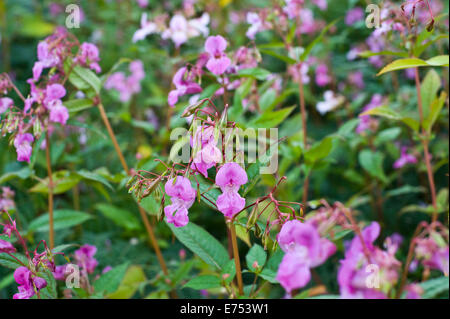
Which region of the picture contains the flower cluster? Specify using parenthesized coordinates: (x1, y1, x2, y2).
(338, 222, 402, 299)
(276, 219, 336, 294)
(105, 60, 146, 102)
(0, 187, 15, 211)
(133, 11, 210, 47)
(190, 124, 221, 177)
(13, 267, 47, 299)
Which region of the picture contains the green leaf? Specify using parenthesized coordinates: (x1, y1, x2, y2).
(259, 249, 284, 283)
(423, 92, 447, 132)
(167, 222, 229, 270)
(0, 253, 28, 270)
(183, 275, 222, 290)
(30, 170, 82, 194)
(237, 68, 271, 81)
(37, 268, 57, 299)
(75, 170, 114, 190)
(94, 263, 130, 296)
(19, 15, 55, 38)
(259, 49, 297, 64)
(414, 34, 449, 57)
(421, 69, 441, 118)
(304, 137, 334, 164)
(420, 276, 449, 299)
(95, 203, 142, 231)
(246, 244, 267, 272)
(377, 56, 449, 76)
(108, 265, 146, 299)
(374, 127, 401, 145)
(358, 149, 387, 183)
(65, 98, 95, 114)
(248, 106, 294, 128)
(0, 167, 33, 184)
(259, 89, 277, 111)
(69, 66, 102, 94)
(358, 50, 409, 58)
(360, 105, 401, 120)
(385, 185, 425, 198)
(28, 210, 92, 233)
(221, 259, 236, 285)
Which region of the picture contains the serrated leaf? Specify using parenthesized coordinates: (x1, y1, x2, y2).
(167, 222, 229, 270)
(94, 263, 129, 296)
(95, 203, 142, 231)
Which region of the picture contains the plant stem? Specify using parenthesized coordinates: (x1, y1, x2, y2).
(229, 222, 244, 296)
(45, 130, 55, 250)
(413, 67, 438, 222)
(96, 102, 176, 297)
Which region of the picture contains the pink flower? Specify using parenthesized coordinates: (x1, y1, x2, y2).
(345, 7, 364, 25)
(393, 147, 417, 169)
(74, 42, 101, 73)
(164, 177, 196, 227)
(133, 13, 157, 43)
(74, 244, 98, 274)
(0, 97, 13, 114)
(168, 67, 202, 107)
(136, 0, 148, 8)
(48, 100, 69, 125)
(105, 60, 146, 102)
(0, 239, 16, 253)
(215, 163, 247, 219)
(245, 12, 271, 40)
(405, 284, 423, 299)
(205, 35, 231, 75)
(13, 266, 47, 299)
(415, 233, 449, 276)
(13, 133, 34, 163)
(276, 220, 336, 292)
(338, 222, 401, 299)
(190, 125, 221, 177)
(52, 265, 67, 281)
(315, 63, 331, 87)
(215, 162, 248, 193)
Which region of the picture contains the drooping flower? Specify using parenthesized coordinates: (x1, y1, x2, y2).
(74, 42, 101, 73)
(133, 13, 158, 43)
(0, 97, 13, 114)
(168, 67, 202, 107)
(415, 231, 449, 276)
(276, 220, 336, 293)
(0, 239, 16, 253)
(13, 133, 34, 163)
(74, 244, 98, 274)
(245, 12, 272, 40)
(393, 147, 417, 169)
(164, 176, 196, 227)
(337, 222, 401, 299)
(204, 35, 231, 75)
(315, 63, 331, 87)
(316, 90, 344, 115)
(215, 163, 248, 219)
(190, 125, 221, 177)
(105, 60, 146, 102)
(48, 99, 69, 125)
(52, 265, 67, 281)
(13, 266, 47, 299)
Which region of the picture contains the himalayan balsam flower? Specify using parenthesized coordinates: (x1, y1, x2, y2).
(245, 12, 271, 40)
(276, 220, 336, 293)
(44, 83, 69, 125)
(162, 13, 210, 47)
(0, 239, 16, 253)
(338, 222, 401, 299)
(315, 63, 331, 87)
(105, 60, 146, 102)
(215, 163, 248, 219)
(133, 13, 158, 43)
(316, 91, 344, 115)
(0, 97, 13, 114)
(168, 67, 202, 107)
(393, 147, 417, 169)
(415, 232, 449, 276)
(14, 133, 34, 163)
(164, 176, 196, 227)
(74, 244, 98, 274)
(74, 42, 102, 73)
(13, 266, 47, 299)
(345, 7, 364, 25)
(191, 125, 222, 177)
(205, 35, 231, 76)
